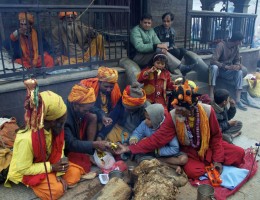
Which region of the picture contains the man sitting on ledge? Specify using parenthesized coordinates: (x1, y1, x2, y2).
(209, 32, 248, 111)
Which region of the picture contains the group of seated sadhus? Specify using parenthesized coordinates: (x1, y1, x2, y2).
(4, 66, 245, 200)
(6, 11, 105, 69)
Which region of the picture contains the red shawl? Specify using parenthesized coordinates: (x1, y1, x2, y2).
(22, 129, 64, 186)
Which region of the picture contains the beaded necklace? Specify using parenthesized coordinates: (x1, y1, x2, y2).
(184, 106, 200, 148)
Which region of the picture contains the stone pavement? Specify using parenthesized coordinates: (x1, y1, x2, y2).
(0, 106, 259, 200)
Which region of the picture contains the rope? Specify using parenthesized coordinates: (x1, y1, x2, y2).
(76, 0, 95, 21)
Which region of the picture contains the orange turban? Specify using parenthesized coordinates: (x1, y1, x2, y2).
(18, 12, 34, 24)
(97, 66, 118, 83)
(122, 82, 146, 108)
(59, 11, 78, 19)
(68, 84, 96, 104)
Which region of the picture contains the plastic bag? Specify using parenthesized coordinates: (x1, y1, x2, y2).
(93, 150, 115, 170)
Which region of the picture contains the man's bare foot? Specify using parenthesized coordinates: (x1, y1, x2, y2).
(231, 131, 242, 139)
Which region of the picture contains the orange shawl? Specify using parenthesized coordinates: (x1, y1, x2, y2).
(20, 28, 38, 66)
(176, 104, 210, 159)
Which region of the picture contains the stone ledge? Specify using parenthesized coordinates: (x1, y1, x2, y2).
(0, 67, 125, 93)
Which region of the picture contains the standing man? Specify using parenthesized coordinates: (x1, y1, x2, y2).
(5, 79, 81, 199)
(80, 66, 121, 116)
(130, 13, 193, 75)
(9, 12, 54, 69)
(114, 80, 245, 180)
(52, 11, 105, 66)
(209, 32, 248, 110)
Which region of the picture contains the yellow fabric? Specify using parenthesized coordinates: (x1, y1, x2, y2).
(175, 103, 210, 159)
(100, 92, 108, 114)
(41, 91, 67, 121)
(68, 84, 96, 104)
(18, 12, 34, 24)
(248, 79, 260, 97)
(4, 129, 64, 187)
(61, 34, 106, 65)
(106, 124, 129, 143)
(97, 66, 118, 83)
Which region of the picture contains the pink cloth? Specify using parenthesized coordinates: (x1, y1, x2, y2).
(190, 148, 258, 200)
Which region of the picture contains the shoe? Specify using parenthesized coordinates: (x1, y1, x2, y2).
(178, 64, 191, 76)
(236, 101, 247, 111)
(178, 62, 197, 76)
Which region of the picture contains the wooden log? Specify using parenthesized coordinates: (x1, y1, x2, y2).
(96, 177, 131, 200)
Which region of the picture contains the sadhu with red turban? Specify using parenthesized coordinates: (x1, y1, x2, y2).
(80, 66, 121, 114)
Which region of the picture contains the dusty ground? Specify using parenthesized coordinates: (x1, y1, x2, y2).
(0, 106, 259, 200)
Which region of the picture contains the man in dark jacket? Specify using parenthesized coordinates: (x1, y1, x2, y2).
(211, 89, 242, 143)
(64, 84, 111, 173)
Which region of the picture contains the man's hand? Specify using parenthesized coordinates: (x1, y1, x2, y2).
(229, 98, 236, 107)
(57, 177, 68, 192)
(51, 159, 69, 173)
(102, 116, 112, 127)
(213, 162, 223, 174)
(93, 140, 111, 151)
(113, 143, 130, 154)
(232, 64, 242, 71)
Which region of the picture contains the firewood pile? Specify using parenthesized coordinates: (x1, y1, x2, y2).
(133, 159, 188, 200)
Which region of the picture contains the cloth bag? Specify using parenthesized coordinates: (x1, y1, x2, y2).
(0, 117, 19, 148)
(248, 79, 260, 97)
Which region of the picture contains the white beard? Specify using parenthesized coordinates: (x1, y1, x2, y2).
(63, 22, 76, 41)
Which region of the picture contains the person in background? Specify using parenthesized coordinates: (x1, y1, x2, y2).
(137, 53, 176, 109)
(129, 103, 188, 174)
(9, 12, 54, 69)
(5, 79, 81, 200)
(211, 89, 242, 143)
(130, 13, 194, 76)
(154, 12, 186, 61)
(113, 80, 245, 180)
(209, 32, 248, 111)
(52, 11, 105, 66)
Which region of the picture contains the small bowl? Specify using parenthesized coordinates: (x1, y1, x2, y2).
(109, 170, 124, 179)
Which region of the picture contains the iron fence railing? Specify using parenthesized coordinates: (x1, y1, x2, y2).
(186, 10, 257, 54)
(0, 3, 130, 79)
